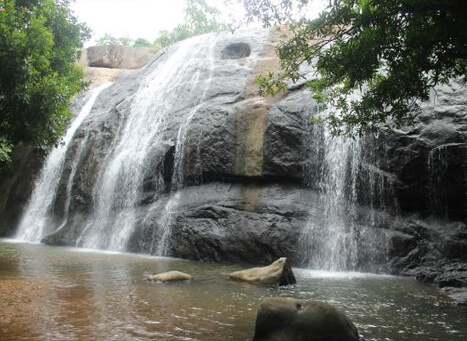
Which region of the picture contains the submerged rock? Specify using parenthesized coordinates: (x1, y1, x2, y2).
(441, 287, 467, 306)
(147, 271, 192, 282)
(253, 297, 360, 341)
(228, 257, 296, 286)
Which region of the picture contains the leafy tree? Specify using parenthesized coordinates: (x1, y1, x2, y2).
(133, 37, 152, 47)
(96, 33, 133, 46)
(154, 0, 227, 48)
(239, 0, 467, 134)
(0, 0, 90, 169)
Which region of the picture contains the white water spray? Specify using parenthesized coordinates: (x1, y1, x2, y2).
(77, 35, 221, 251)
(15, 82, 112, 242)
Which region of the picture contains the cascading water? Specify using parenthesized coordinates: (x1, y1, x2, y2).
(77, 34, 222, 251)
(428, 145, 450, 217)
(150, 39, 217, 256)
(14, 28, 269, 257)
(15, 82, 112, 242)
(13, 28, 388, 271)
(301, 105, 362, 270)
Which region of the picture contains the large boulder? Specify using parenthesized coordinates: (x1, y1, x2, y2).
(253, 297, 360, 341)
(86, 45, 157, 69)
(228, 257, 296, 286)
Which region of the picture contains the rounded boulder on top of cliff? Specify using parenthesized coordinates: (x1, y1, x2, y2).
(86, 45, 158, 69)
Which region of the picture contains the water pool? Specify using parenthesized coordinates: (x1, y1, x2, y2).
(0, 240, 466, 340)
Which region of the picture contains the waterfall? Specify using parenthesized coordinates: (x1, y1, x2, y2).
(300, 98, 393, 271)
(301, 111, 362, 270)
(77, 34, 220, 251)
(15, 82, 112, 242)
(148, 38, 217, 257)
(12, 28, 391, 270)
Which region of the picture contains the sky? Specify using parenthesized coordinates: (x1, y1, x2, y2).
(71, 0, 327, 46)
(71, 0, 187, 45)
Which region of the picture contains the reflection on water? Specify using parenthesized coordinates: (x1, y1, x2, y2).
(1, 241, 466, 341)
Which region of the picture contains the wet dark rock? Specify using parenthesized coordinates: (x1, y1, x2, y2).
(415, 267, 441, 284)
(253, 297, 360, 341)
(388, 217, 467, 291)
(0, 144, 43, 237)
(127, 183, 310, 265)
(220, 42, 251, 59)
(436, 263, 467, 288)
(263, 91, 311, 180)
(367, 80, 467, 221)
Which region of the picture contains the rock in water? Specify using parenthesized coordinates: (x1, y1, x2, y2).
(228, 257, 296, 286)
(440, 287, 467, 306)
(147, 271, 192, 282)
(253, 297, 360, 341)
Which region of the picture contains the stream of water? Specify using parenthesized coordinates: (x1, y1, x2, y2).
(15, 83, 112, 242)
(1, 240, 466, 341)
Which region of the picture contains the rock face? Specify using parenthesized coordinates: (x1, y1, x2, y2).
(387, 219, 467, 284)
(0, 144, 43, 237)
(30, 29, 320, 266)
(360, 80, 467, 285)
(368, 80, 467, 221)
(1, 28, 466, 288)
(228, 257, 296, 286)
(253, 297, 360, 341)
(86, 45, 157, 69)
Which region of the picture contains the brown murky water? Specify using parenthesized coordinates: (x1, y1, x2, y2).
(1, 240, 466, 340)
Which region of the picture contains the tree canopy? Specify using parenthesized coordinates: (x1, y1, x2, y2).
(0, 0, 90, 168)
(95, 0, 227, 50)
(154, 0, 227, 48)
(133, 38, 152, 47)
(95, 35, 152, 48)
(239, 0, 467, 134)
(96, 33, 133, 47)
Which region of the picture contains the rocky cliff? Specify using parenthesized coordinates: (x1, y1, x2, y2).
(1, 29, 466, 290)
(0, 45, 155, 235)
(369, 80, 467, 288)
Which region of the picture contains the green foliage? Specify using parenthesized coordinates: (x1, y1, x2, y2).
(133, 38, 152, 47)
(154, 0, 227, 48)
(240, 0, 467, 135)
(0, 0, 90, 168)
(96, 33, 133, 46)
(96, 1, 227, 50)
(97, 34, 156, 48)
(0, 137, 12, 165)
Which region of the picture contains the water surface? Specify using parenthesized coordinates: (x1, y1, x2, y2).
(0, 241, 466, 340)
